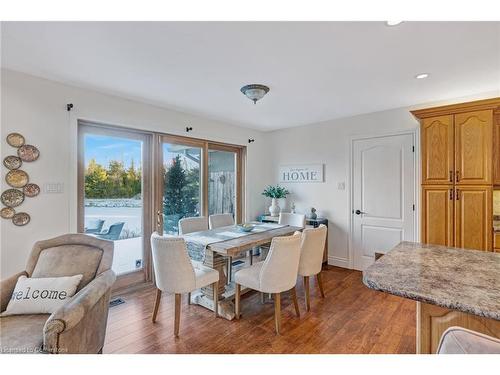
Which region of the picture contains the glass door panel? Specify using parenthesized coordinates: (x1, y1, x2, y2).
(82, 132, 145, 276)
(162, 141, 202, 234)
(208, 149, 237, 219)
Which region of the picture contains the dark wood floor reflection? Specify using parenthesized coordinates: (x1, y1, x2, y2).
(103, 266, 416, 354)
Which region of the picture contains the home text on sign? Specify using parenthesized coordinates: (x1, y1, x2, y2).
(279, 164, 324, 183)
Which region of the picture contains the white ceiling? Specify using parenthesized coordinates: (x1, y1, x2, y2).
(2, 21, 500, 131)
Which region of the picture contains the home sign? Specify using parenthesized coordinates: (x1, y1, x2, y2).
(279, 164, 324, 183)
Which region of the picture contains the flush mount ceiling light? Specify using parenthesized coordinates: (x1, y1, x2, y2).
(240, 84, 270, 104)
(386, 21, 404, 26)
(415, 73, 430, 79)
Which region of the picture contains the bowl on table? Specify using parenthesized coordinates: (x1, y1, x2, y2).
(237, 223, 255, 232)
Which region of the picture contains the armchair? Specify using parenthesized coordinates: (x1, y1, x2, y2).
(0, 234, 116, 354)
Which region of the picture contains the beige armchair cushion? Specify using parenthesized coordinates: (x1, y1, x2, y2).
(0, 314, 49, 354)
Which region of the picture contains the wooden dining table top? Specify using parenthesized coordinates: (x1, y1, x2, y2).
(207, 225, 301, 257)
(188, 223, 302, 257)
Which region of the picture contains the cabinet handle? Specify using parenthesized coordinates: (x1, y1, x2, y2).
(456, 171, 460, 182)
(449, 189, 453, 200)
(456, 189, 460, 200)
(449, 170, 453, 182)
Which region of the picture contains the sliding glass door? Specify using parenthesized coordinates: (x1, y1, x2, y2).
(78, 122, 152, 289)
(156, 137, 243, 235)
(161, 138, 202, 234)
(78, 123, 244, 290)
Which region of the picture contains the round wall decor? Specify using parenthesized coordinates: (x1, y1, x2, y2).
(1, 189, 25, 207)
(12, 212, 30, 226)
(3, 155, 23, 170)
(23, 183, 40, 197)
(17, 144, 40, 162)
(6, 170, 29, 188)
(6, 133, 26, 148)
(1, 207, 15, 219)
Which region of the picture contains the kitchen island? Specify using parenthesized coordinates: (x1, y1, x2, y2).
(363, 241, 500, 354)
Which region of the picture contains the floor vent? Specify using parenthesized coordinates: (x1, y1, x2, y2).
(109, 298, 125, 307)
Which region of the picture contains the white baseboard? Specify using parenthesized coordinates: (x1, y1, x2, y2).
(328, 256, 350, 269)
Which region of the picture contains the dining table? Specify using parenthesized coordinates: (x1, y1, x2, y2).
(182, 221, 301, 320)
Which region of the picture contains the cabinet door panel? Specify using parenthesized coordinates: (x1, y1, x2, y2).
(421, 115, 454, 184)
(454, 186, 492, 251)
(455, 110, 493, 185)
(421, 185, 454, 246)
(493, 112, 500, 185)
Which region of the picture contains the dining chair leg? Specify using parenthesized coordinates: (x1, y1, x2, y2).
(213, 281, 219, 318)
(187, 292, 191, 305)
(235, 283, 241, 320)
(316, 272, 325, 298)
(304, 276, 311, 312)
(260, 292, 265, 304)
(151, 288, 162, 323)
(174, 293, 181, 337)
(274, 293, 281, 334)
(290, 287, 300, 318)
(250, 249, 253, 265)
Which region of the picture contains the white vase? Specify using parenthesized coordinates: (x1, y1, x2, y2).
(269, 198, 280, 217)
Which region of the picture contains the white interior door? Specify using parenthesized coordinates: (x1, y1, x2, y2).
(352, 133, 416, 270)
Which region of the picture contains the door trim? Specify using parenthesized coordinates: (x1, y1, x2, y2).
(348, 129, 419, 269)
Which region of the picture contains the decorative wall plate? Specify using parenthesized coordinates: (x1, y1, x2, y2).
(0, 207, 15, 219)
(6, 133, 25, 148)
(12, 212, 30, 226)
(23, 183, 40, 197)
(1, 189, 24, 207)
(3, 155, 23, 170)
(6, 170, 29, 188)
(17, 145, 40, 162)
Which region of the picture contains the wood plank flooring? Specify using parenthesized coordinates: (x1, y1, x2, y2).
(103, 266, 416, 354)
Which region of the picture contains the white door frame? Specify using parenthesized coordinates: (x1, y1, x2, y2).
(347, 128, 420, 269)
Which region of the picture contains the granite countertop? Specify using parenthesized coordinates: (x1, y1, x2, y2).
(363, 241, 500, 320)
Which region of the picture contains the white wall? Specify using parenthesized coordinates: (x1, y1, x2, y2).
(268, 91, 500, 268)
(0, 69, 271, 277)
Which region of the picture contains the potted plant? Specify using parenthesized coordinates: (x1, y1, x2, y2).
(262, 185, 290, 217)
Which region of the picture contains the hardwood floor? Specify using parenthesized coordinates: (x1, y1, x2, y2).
(103, 266, 416, 354)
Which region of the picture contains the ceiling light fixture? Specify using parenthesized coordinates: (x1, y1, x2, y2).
(386, 21, 404, 26)
(415, 73, 430, 79)
(240, 84, 270, 104)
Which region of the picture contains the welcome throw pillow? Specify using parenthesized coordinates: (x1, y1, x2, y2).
(1, 274, 83, 316)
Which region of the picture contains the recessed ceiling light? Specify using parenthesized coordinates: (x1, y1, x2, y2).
(386, 21, 403, 26)
(415, 73, 430, 79)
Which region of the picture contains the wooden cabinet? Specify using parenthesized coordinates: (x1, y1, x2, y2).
(412, 98, 500, 252)
(494, 112, 500, 185)
(421, 115, 454, 185)
(421, 185, 454, 246)
(455, 110, 493, 185)
(454, 186, 492, 251)
(494, 233, 500, 251)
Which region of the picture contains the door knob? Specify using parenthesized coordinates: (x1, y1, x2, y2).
(354, 209, 366, 215)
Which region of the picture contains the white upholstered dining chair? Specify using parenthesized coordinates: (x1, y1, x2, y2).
(209, 213, 237, 283)
(279, 212, 306, 228)
(209, 213, 234, 229)
(234, 232, 302, 334)
(178, 216, 208, 235)
(297, 224, 327, 311)
(150, 233, 219, 337)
